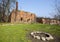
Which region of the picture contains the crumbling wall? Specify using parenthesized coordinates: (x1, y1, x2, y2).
(36, 18, 60, 25)
(10, 10, 36, 23)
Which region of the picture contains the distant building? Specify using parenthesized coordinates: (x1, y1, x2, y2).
(36, 17, 60, 25)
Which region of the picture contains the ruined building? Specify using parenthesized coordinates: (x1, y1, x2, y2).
(36, 17, 60, 25)
(9, 2, 60, 25)
(9, 2, 36, 23)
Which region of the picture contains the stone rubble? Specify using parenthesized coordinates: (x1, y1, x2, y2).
(30, 31, 54, 41)
(41, 37, 46, 41)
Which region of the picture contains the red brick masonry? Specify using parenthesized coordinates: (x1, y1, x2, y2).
(9, 10, 36, 23)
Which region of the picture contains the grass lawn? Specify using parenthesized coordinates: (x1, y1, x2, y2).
(0, 23, 60, 42)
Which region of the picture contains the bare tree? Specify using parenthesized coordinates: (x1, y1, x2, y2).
(54, 0, 60, 19)
(0, 0, 17, 22)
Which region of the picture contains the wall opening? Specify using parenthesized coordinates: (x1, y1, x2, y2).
(21, 17, 23, 21)
(27, 19, 30, 22)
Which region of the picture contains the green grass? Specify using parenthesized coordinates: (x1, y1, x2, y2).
(0, 23, 60, 42)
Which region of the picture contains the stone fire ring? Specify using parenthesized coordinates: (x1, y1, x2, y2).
(30, 31, 54, 41)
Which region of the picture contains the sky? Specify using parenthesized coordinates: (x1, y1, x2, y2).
(17, 0, 55, 18)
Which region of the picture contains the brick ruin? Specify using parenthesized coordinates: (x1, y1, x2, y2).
(9, 10, 36, 23)
(36, 17, 60, 25)
(9, 2, 36, 23)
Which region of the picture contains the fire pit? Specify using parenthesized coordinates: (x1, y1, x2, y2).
(30, 31, 54, 41)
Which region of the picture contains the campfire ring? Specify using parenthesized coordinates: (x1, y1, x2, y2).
(30, 31, 54, 41)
